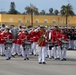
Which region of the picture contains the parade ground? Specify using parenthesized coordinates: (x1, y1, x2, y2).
(0, 51, 76, 75)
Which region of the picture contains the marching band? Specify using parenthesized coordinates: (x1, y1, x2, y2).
(0, 23, 76, 64)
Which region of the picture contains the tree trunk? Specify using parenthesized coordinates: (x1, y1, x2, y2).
(66, 15, 68, 27)
(31, 10, 33, 27)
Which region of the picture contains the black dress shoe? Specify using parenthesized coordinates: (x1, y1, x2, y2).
(63, 58, 66, 61)
(12, 55, 15, 58)
(24, 58, 26, 60)
(55, 58, 57, 60)
(61, 59, 64, 61)
(1, 55, 5, 57)
(42, 62, 46, 64)
(46, 55, 49, 58)
(27, 58, 29, 60)
(9, 57, 11, 60)
(6, 59, 9, 60)
(51, 56, 54, 59)
(68, 48, 71, 50)
(49, 58, 52, 59)
(57, 58, 60, 60)
(39, 62, 42, 64)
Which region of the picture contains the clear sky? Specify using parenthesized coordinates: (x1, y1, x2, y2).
(0, 0, 76, 13)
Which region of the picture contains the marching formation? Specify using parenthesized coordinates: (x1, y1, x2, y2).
(0, 24, 75, 64)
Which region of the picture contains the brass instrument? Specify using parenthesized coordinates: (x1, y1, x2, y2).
(38, 29, 46, 45)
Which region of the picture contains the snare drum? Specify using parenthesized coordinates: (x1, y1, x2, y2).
(23, 41, 31, 50)
(61, 40, 69, 49)
(54, 41, 58, 47)
(5, 39, 12, 50)
(47, 42, 54, 50)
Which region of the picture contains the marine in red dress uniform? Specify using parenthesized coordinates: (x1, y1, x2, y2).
(57, 29, 69, 61)
(51, 26, 61, 60)
(0, 29, 5, 56)
(37, 26, 47, 64)
(3, 28, 13, 60)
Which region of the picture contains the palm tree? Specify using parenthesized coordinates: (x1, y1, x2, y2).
(40, 10, 46, 15)
(49, 8, 53, 15)
(25, 4, 38, 15)
(60, 4, 75, 27)
(25, 4, 38, 26)
(54, 10, 59, 15)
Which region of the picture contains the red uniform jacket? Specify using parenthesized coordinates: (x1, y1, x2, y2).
(32, 31, 39, 42)
(29, 30, 35, 43)
(19, 31, 26, 45)
(19, 31, 31, 45)
(15, 31, 22, 44)
(56, 32, 69, 46)
(51, 29, 60, 43)
(0, 31, 5, 44)
(3, 31, 13, 43)
(37, 29, 47, 47)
